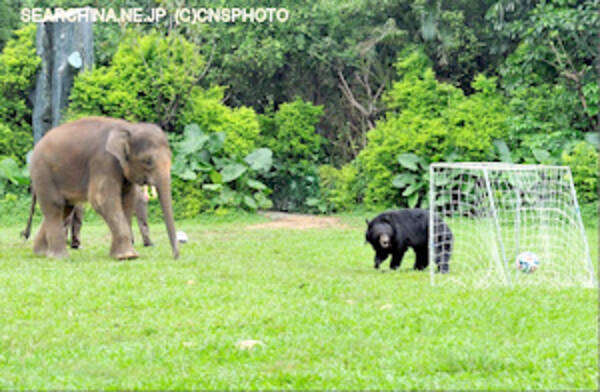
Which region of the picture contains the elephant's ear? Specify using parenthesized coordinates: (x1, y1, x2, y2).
(106, 128, 132, 172)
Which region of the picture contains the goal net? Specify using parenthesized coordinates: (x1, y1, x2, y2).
(428, 162, 595, 288)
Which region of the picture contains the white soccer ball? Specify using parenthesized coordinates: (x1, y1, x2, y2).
(176, 231, 188, 244)
(515, 251, 540, 273)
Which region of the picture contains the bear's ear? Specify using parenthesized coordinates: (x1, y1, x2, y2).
(365, 218, 370, 226)
(380, 216, 391, 225)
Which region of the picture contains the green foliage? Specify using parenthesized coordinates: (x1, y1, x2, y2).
(0, 27, 34, 196)
(357, 49, 510, 208)
(562, 141, 599, 204)
(262, 98, 325, 163)
(0, 0, 19, 51)
(0, 123, 33, 165)
(446, 74, 510, 160)
(318, 163, 362, 212)
(70, 30, 261, 158)
(504, 77, 583, 163)
(69, 30, 204, 131)
(264, 160, 321, 213)
(0, 25, 39, 162)
(0, 156, 29, 196)
(178, 86, 261, 158)
(170, 123, 272, 218)
(258, 98, 325, 212)
(391, 153, 430, 208)
(500, 0, 599, 133)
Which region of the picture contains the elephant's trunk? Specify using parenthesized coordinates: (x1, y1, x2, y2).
(156, 174, 179, 259)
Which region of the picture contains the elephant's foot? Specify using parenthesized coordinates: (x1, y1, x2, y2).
(111, 243, 139, 260)
(110, 234, 139, 260)
(47, 249, 69, 259)
(33, 234, 48, 256)
(114, 250, 139, 260)
(33, 247, 47, 257)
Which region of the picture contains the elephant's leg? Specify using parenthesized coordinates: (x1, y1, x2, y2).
(70, 205, 83, 249)
(33, 220, 48, 256)
(90, 183, 138, 260)
(34, 191, 69, 258)
(44, 208, 69, 259)
(63, 210, 73, 242)
(123, 187, 136, 245)
(135, 194, 153, 247)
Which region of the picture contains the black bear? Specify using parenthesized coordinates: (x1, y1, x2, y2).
(365, 208, 452, 273)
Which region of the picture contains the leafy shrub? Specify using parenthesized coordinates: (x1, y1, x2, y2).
(356, 49, 510, 208)
(391, 153, 431, 208)
(0, 123, 32, 165)
(562, 141, 598, 203)
(265, 160, 321, 212)
(0, 156, 29, 196)
(504, 80, 583, 164)
(170, 123, 273, 218)
(170, 178, 212, 219)
(318, 163, 362, 212)
(69, 30, 204, 131)
(258, 98, 325, 211)
(262, 98, 325, 163)
(178, 86, 261, 158)
(0, 25, 39, 163)
(70, 31, 261, 159)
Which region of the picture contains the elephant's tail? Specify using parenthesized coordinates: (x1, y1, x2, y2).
(20, 189, 36, 240)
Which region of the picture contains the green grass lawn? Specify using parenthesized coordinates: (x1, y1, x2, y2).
(0, 213, 597, 390)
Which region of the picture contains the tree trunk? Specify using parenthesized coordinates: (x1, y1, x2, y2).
(32, 18, 93, 143)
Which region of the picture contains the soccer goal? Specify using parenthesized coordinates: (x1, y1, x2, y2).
(428, 162, 595, 288)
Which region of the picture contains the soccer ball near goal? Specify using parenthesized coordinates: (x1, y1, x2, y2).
(428, 162, 595, 288)
(515, 251, 539, 273)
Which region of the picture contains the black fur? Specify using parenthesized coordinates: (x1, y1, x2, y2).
(365, 209, 452, 273)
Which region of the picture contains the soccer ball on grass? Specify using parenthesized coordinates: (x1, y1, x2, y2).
(515, 251, 540, 273)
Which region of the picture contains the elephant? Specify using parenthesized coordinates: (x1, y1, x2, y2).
(62, 185, 154, 249)
(25, 116, 179, 260)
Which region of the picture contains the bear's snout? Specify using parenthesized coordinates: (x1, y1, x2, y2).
(379, 234, 391, 248)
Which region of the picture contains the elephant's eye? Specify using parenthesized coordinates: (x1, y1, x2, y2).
(143, 158, 154, 167)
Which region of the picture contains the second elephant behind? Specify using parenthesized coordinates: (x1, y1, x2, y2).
(65, 185, 153, 249)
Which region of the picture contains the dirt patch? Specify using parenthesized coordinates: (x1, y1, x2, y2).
(246, 211, 349, 230)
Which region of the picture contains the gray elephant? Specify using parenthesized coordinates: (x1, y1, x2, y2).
(63, 185, 153, 249)
(26, 117, 179, 260)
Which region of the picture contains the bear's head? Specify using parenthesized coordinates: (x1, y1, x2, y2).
(365, 217, 394, 268)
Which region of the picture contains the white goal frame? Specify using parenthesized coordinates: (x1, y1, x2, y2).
(428, 162, 595, 288)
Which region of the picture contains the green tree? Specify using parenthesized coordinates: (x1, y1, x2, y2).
(501, 0, 599, 132)
(0, 25, 40, 163)
(356, 48, 510, 207)
(258, 98, 325, 211)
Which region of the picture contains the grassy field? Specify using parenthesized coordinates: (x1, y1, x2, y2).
(0, 212, 597, 390)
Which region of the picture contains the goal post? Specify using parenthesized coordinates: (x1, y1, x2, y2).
(428, 162, 595, 288)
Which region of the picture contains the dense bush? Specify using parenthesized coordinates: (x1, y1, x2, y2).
(0, 123, 32, 165)
(317, 163, 362, 212)
(261, 98, 325, 163)
(355, 48, 510, 208)
(69, 30, 204, 131)
(501, 44, 586, 164)
(0, 25, 39, 164)
(70, 30, 262, 160)
(0, 156, 29, 197)
(178, 86, 261, 158)
(170, 123, 273, 218)
(258, 99, 326, 211)
(562, 141, 598, 204)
